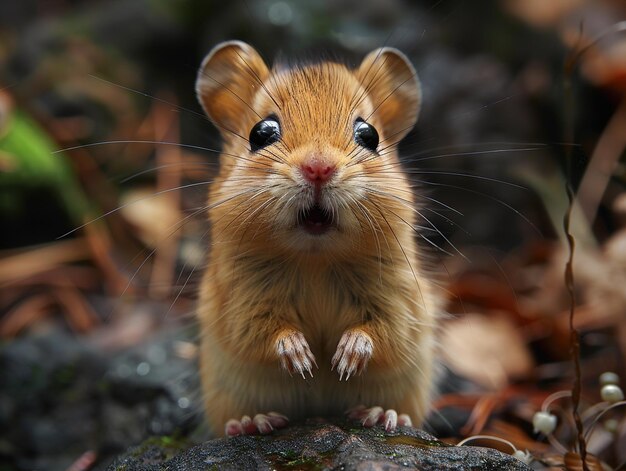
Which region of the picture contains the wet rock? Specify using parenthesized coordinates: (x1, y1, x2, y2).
(0, 329, 105, 469)
(108, 421, 530, 471)
(0, 327, 201, 470)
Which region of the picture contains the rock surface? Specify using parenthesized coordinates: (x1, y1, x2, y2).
(0, 327, 200, 470)
(108, 421, 530, 471)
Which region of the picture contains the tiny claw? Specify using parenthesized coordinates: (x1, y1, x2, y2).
(345, 363, 357, 381)
(362, 406, 384, 427)
(347, 406, 409, 433)
(267, 411, 289, 426)
(384, 410, 398, 432)
(225, 419, 244, 436)
(253, 414, 274, 434)
(398, 414, 412, 427)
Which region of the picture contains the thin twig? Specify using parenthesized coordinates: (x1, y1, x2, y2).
(562, 26, 589, 470)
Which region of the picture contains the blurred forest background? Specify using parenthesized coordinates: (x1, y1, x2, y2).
(0, 0, 625, 469)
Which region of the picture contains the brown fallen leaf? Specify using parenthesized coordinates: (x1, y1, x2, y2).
(484, 418, 551, 454)
(51, 286, 100, 333)
(0, 294, 55, 337)
(0, 239, 91, 286)
(504, 0, 585, 27)
(441, 312, 535, 390)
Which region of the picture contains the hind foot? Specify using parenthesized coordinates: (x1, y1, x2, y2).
(224, 412, 289, 436)
(347, 405, 412, 432)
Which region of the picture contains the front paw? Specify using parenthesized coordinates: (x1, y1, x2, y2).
(275, 329, 317, 378)
(331, 328, 373, 380)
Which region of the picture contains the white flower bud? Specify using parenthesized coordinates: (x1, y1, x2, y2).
(513, 449, 532, 464)
(533, 411, 557, 435)
(599, 371, 620, 386)
(601, 384, 624, 404)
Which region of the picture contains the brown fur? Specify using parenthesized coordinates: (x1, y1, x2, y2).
(196, 41, 440, 436)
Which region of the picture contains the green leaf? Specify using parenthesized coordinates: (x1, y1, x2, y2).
(0, 110, 89, 223)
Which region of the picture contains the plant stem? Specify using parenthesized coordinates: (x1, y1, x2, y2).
(563, 43, 588, 471)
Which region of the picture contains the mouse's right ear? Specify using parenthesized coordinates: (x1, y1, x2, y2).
(196, 41, 269, 135)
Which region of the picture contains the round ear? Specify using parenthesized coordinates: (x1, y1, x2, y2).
(196, 41, 270, 136)
(356, 47, 421, 144)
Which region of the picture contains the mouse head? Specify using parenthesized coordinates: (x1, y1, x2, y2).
(197, 41, 421, 257)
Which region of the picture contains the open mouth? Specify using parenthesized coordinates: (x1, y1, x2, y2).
(298, 204, 335, 235)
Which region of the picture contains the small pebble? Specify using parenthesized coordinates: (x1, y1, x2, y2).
(136, 362, 151, 376)
(115, 363, 132, 378)
(147, 345, 167, 365)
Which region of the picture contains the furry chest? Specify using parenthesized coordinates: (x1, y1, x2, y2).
(287, 268, 363, 355)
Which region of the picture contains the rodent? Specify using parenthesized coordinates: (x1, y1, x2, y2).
(195, 40, 440, 436)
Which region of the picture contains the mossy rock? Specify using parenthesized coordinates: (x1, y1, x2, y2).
(108, 420, 530, 470)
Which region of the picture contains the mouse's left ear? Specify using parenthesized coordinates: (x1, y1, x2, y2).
(356, 48, 421, 144)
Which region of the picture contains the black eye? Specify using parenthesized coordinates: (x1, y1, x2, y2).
(249, 116, 281, 152)
(353, 118, 379, 152)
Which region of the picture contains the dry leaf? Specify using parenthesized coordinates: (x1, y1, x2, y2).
(119, 186, 180, 247)
(504, 0, 584, 27)
(441, 312, 534, 390)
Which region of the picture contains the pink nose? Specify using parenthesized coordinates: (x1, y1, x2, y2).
(301, 161, 336, 184)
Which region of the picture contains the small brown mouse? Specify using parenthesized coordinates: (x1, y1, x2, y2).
(195, 40, 440, 436)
